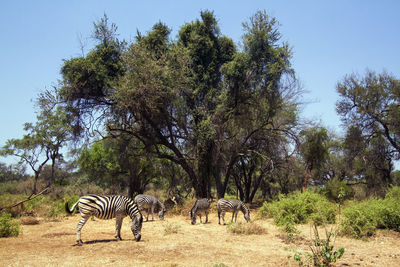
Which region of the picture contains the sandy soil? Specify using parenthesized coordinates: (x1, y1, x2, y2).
(1, 213, 399, 266)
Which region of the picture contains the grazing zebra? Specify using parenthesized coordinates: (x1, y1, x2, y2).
(190, 198, 210, 225)
(217, 198, 250, 225)
(134, 194, 166, 221)
(65, 195, 143, 246)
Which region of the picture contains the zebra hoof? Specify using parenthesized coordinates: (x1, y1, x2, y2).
(77, 240, 83, 246)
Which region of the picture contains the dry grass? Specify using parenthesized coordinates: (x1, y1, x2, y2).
(19, 216, 40, 225)
(0, 212, 400, 266)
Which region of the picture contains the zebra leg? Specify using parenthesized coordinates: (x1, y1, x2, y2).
(115, 215, 123, 240)
(151, 205, 155, 221)
(231, 211, 235, 222)
(145, 208, 149, 221)
(199, 213, 202, 224)
(76, 214, 90, 246)
(205, 211, 208, 223)
(234, 209, 239, 222)
(221, 211, 226, 225)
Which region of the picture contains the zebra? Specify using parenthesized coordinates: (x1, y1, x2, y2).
(134, 194, 166, 221)
(190, 198, 210, 225)
(217, 198, 250, 225)
(65, 195, 143, 246)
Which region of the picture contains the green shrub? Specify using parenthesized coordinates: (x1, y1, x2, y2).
(340, 200, 378, 239)
(321, 178, 354, 202)
(0, 181, 20, 195)
(258, 191, 336, 227)
(46, 201, 66, 218)
(385, 186, 400, 199)
(340, 194, 400, 238)
(0, 213, 20, 237)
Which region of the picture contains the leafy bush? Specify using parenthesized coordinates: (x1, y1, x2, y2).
(0, 181, 20, 194)
(0, 213, 20, 237)
(340, 190, 400, 238)
(385, 186, 400, 199)
(258, 191, 336, 228)
(340, 199, 380, 238)
(227, 222, 266, 235)
(321, 178, 354, 202)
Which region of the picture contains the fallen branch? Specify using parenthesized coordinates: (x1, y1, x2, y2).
(0, 186, 50, 212)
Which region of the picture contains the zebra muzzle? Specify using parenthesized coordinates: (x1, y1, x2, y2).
(135, 234, 141, 242)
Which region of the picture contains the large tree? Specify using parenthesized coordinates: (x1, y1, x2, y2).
(58, 11, 301, 199)
(336, 71, 400, 157)
(298, 126, 330, 192)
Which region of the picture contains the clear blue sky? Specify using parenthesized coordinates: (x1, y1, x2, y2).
(1, 0, 400, 165)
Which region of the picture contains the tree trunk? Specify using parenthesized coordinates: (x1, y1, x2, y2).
(127, 161, 145, 199)
(302, 166, 312, 192)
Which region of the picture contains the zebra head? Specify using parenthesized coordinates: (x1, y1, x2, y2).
(131, 213, 143, 242)
(158, 207, 166, 220)
(190, 209, 196, 225)
(190, 204, 197, 225)
(241, 202, 250, 223)
(158, 202, 166, 220)
(244, 212, 250, 222)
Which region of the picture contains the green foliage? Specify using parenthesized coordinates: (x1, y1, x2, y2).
(336, 71, 400, 157)
(340, 199, 380, 238)
(0, 213, 20, 237)
(287, 197, 345, 267)
(340, 189, 400, 238)
(0, 192, 82, 218)
(287, 227, 345, 267)
(258, 191, 336, 227)
(0, 181, 21, 194)
(226, 222, 266, 235)
(321, 178, 354, 202)
(386, 186, 400, 199)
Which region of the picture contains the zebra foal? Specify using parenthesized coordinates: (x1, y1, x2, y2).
(217, 198, 250, 225)
(190, 198, 210, 225)
(134, 194, 166, 221)
(65, 195, 143, 245)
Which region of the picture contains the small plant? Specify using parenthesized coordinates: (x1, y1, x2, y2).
(163, 222, 181, 235)
(213, 263, 227, 267)
(288, 191, 345, 266)
(309, 224, 345, 266)
(0, 213, 20, 237)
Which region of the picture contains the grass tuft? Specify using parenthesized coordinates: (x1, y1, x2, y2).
(227, 222, 267, 235)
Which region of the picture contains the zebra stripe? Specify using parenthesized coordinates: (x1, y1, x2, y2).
(217, 198, 250, 225)
(190, 198, 210, 225)
(66, 195, 143, 245)
(134, 194, 166, 221)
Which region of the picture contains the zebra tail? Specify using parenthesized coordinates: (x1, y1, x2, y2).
(65, 200, 79, 215)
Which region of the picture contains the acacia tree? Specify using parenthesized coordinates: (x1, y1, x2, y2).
(0, 106, 72, 193)
(336, 71, 400, 157)
(341, 125, 393, 196)
(58, 11, 301, 199)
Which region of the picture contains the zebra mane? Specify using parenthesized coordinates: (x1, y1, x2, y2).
(125, 197, 141, 219)
(158, 199, 165, 211)
(240, 201, 250, 215)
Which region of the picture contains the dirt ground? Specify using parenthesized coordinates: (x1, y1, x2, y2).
(1, 212, 400, 267)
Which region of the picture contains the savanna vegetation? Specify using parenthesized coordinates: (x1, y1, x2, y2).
(1, 10, 400, 266)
